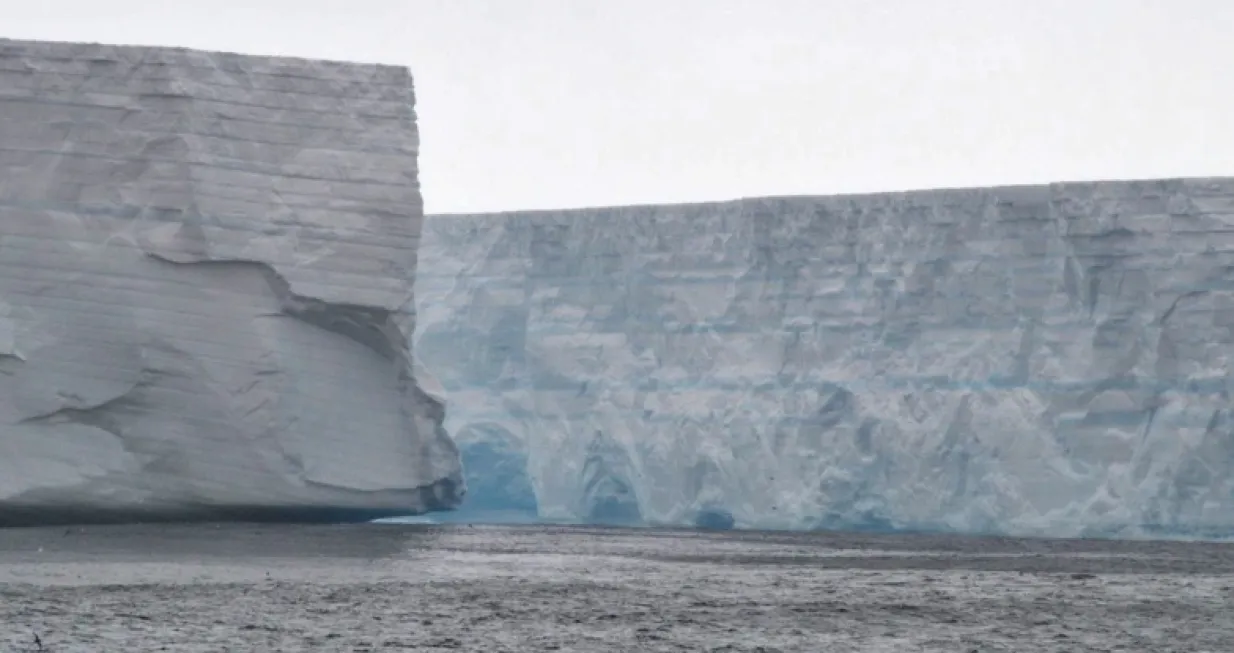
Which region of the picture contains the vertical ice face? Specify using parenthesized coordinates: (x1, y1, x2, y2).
(418, 179, 1234, 538)
(0, 38, 462, 525)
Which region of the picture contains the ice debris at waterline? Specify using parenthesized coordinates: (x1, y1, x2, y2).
(0, 37, 462, 526)
(417, 178, 1234, 539)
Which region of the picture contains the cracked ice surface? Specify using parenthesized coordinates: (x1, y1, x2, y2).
(417, 178, 1234, 538)
(0, 38, 461, 525)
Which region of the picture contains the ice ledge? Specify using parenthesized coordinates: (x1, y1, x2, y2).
(0, 37, 461, 526)
(417, 176, 1234, 539)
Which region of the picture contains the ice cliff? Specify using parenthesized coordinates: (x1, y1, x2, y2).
(0, 38, 461, 525)
(417, 178, 1234, 538)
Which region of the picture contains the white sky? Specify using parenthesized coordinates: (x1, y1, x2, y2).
(4, 0, 1232, 214)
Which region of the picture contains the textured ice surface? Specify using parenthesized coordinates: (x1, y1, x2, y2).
(0, 38, 461, 525)
(417, 178, 1234, 538)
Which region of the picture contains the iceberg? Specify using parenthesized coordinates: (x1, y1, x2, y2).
(0, 38, 462, 525)
(417, 179, 1234, 538)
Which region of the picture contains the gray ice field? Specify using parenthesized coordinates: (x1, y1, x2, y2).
(1, 523, 1232, 652)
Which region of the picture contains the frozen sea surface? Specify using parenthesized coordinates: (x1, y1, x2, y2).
(1, 524, 1233, 652)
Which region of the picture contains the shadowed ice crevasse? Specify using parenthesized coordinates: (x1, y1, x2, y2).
(416, 178, 1234, 538)
(0, 38, 461, 525)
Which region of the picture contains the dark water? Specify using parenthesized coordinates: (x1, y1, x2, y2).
(1, 524, 1232, 652)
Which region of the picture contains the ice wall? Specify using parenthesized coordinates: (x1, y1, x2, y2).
(417, 178, 1234, 538)
(0, 38, 461, 525)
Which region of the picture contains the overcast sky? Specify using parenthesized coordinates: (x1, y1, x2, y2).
(4, 0, 1232, 213)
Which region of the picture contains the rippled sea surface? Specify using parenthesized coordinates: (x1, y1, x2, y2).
(1, 524, 1233, 652)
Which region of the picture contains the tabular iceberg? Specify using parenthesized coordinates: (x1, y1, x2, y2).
(418, 178, 1234, 538)
(0, 38, 461, 525)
